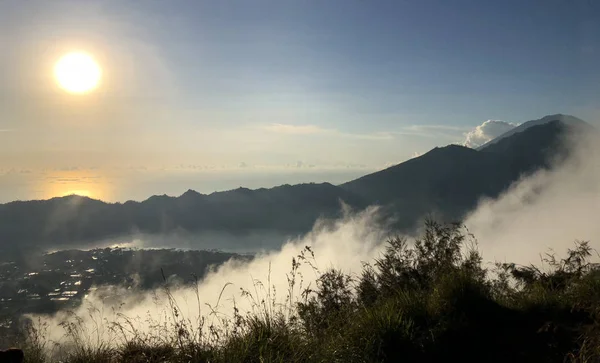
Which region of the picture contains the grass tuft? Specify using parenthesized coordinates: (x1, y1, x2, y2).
(12, 219, 600, 362)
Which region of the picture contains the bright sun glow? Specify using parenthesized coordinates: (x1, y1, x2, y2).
(39, 170, 111, 201)
(62, 190, 93, 198)
(54, 52, 101, 94)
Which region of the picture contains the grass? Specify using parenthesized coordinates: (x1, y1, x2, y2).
(12, 220, 600, 362)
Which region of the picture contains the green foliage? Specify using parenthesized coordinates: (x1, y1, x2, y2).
(297, 269, 354, 337)
(14, 219, 600, 362)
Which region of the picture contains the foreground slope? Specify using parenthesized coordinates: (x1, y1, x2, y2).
(14, 221, 600, 363)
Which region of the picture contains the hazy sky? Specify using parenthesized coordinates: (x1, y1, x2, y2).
(1, 0, 600, 202)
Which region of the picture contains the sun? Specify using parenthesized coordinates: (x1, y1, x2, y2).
(54, 52, 101, 94)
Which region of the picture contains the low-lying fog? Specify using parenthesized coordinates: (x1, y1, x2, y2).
(47, 229, 297, 255)
(29, 129, 600, 350)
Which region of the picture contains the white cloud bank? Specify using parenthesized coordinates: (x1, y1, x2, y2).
(463, 120, 518, 148)
(31, 125, 600, 352)
(31, 206, 390, 348)
(464, 129, 600, 266)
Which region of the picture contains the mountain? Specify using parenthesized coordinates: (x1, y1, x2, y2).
(476, 114, 588, 150)
(0, 114, 592, 257)
(340, 144, 506, 228)
(0, 183, 367, 257)
(341, 116, 591, 229)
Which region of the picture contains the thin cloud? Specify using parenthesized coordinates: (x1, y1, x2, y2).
(262, 122, 468, 141)
(264, 123, 330, 135)
(342, 131, 395, 140)
(393, 124, 470, 139)
(263, 123, 394, 141)
(404, 124, 470, 132)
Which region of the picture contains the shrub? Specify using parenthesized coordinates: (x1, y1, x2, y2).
(16, 219, 600, 362)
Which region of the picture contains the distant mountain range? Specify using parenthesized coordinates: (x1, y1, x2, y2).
(0, 114, 593, 257)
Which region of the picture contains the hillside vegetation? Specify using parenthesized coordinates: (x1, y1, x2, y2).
(12, 220, 600, 363)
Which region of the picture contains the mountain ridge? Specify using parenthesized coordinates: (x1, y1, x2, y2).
(0, 114, 593, 257)
(476, 114, 588, 150)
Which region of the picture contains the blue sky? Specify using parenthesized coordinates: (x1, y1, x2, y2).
(1, 0, 599, 201)
(129, 0, 600, 124)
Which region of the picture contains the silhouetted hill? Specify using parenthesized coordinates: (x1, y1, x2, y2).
(0, 183, 367, 258)
(477, 114, 588, 150)
(341, 144, 507, 228)
(341, 115, 593, 228)
(123, 183, 366, 234)
(0, 114, 592, 256)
